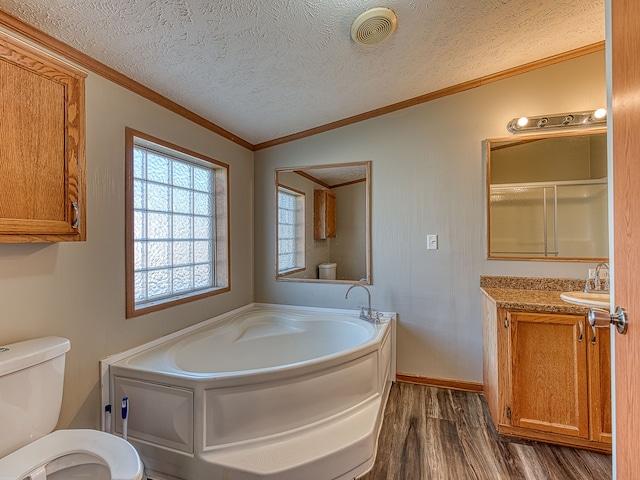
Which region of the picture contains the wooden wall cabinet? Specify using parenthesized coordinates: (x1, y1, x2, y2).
(314, 189, 336, 239)
(0, 32, 86, 242)
(482, 294, 611, 452)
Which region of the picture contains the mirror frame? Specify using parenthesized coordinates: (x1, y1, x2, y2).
(275, 161, 372, 284)
(486, 128, 608, 262)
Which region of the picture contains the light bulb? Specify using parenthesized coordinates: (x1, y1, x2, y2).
(593, 108, 607, 119)
(537, 117, 548, 128)
(517, 117, 528, 127)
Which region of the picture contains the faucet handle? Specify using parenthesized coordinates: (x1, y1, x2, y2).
(357, 306, 366, 318)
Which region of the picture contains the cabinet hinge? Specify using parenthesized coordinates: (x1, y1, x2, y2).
(504, 317, 509, 328)
(505, 406, 512, 420)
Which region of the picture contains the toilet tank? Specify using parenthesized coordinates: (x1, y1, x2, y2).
(0, 337, 70, 457)
(318, 262, 337, 280)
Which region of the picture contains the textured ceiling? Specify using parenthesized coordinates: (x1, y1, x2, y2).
(297, 165, 367, 188)
(1, 1, 604, 146)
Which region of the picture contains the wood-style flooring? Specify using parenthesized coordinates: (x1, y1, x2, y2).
(360, 382, 612, 480)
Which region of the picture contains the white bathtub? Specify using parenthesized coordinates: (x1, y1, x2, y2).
(105, 305, 395, 480)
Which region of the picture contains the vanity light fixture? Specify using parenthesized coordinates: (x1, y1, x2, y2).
(507, 109, 607, 133)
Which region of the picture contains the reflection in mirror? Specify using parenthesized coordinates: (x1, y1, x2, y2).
(276, 162, 371, 283)
(487, 130, 608, 260)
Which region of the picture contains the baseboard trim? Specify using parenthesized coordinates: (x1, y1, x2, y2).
(396, 373, 484, 393)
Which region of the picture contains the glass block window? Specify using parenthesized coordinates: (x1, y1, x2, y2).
(277, 186, 305, 274)
(126, 129, 229, 317)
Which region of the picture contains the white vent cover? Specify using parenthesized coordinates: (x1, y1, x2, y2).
(351, 7, 398, 46)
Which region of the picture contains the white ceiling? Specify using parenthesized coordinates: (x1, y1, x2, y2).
(1, 1, 604, 146)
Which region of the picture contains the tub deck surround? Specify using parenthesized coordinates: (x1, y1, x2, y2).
(480, 275, 590, 315)
(102, 304, 396, 480)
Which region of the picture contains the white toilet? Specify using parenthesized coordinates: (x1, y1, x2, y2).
(0, 337, 144, 480)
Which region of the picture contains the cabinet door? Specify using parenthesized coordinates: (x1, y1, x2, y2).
(0, 32, 86, 242)
(314, 190, 336, 239)
(588, 326, 613, 443)
(509, 312, 589, 438)
(326, 191, 336, 237)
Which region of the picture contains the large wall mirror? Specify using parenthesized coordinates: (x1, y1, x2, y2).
(486, 129, 608, 261)
(275, 162, 371, 283)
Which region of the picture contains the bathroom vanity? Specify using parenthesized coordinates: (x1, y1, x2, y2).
(481, 276, 611, 453)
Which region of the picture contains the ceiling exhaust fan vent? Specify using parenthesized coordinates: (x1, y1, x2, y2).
(351, 7, 397, 46)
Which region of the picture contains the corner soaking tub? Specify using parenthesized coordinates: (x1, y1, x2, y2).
(106, 305, 395, 480)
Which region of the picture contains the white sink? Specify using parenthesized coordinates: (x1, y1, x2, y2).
(560, 291, 610, 308)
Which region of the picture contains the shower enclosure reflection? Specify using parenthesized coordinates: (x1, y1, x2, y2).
(487, 130, 608, 260)
(275, 162, 371, 283)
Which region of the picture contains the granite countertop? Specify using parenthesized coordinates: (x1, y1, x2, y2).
(480, 276, 591, 315)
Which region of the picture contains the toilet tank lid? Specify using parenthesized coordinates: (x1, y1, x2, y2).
(318, 263, 337, 268)
(0, 337, 70, 377)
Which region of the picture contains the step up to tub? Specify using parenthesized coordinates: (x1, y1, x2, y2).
(202, 396, 384, 480)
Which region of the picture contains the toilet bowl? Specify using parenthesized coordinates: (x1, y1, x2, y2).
(0, 429, 144, 480)
(0, 337, 145, 480)
(0, 430, 144, 480)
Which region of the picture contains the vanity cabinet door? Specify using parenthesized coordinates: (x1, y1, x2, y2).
(0, 32, 86, 242)
(508, 312, 589, 439)
(588, 326, 613, 443)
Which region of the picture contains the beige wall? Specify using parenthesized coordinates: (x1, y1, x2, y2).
(590, 134, 608, 178)
(491, 137, 592, 184)
(490, 133, 607, 184)
(254, 51, 606, 383)
(332, 182, 367, 280)
(0, 30, 254, 429)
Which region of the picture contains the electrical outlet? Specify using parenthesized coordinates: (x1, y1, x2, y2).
(427, 234, 438, 250)
(588, 268, 596, 279)
(599, 269, 609, 280)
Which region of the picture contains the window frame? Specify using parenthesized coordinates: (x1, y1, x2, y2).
(276, 184, 306, 276)
(125, 127, 230, 318)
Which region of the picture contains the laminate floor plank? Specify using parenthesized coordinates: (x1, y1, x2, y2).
(366, 382, 403, 479)
(423, 417, 479, 480)
(459, 423, 525, 480)
(389, 382, 427, 480)
(360, 383, 612, 480)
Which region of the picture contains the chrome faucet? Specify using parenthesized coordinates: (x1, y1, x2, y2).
(594, 262, 610, 291)
(345, 284, 379, 324)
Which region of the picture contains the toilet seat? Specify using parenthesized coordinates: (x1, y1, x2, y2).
(0, 430, 144, 480)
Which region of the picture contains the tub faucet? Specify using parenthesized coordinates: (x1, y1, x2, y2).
(345, 284, 379, 324)
(594, 262, 610, 291)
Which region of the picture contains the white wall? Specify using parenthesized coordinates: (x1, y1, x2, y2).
(0, 30, 254, 429)
(254, 51, 606, 383)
